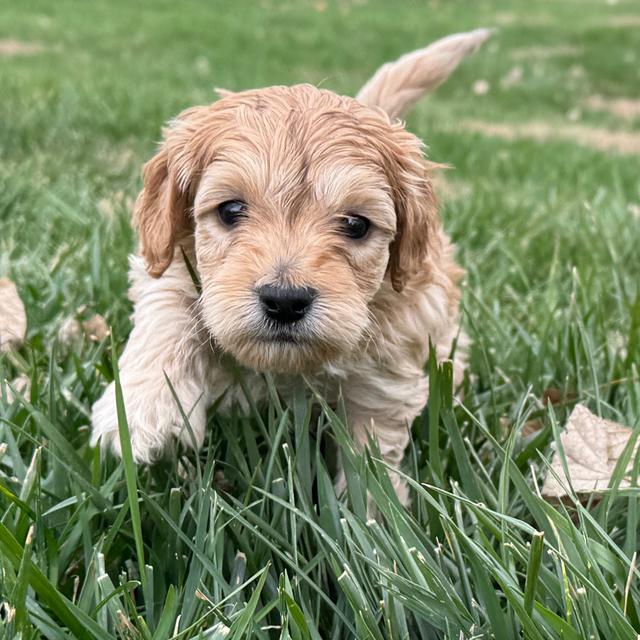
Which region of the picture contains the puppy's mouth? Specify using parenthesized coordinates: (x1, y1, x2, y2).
(219, 319, 331, 374)
(255, 323, 312, 345)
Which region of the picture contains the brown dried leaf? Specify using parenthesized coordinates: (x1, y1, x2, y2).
(541, 404, 639, 499)
(82, 314, 110, 342)
(542, 388, 563, 406)
(0, 279, 27, 352)
(499, 416, 544, 439)
(57, 313, 110, 349)
(542, 387, 577, 407)
(522, 419, 544, 437)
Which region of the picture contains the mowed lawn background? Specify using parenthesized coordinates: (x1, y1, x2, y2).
(2, 0, 640, 638)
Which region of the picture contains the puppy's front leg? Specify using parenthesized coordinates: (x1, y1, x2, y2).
(337, 368, 429, 507)
(91, 254, 213, 463)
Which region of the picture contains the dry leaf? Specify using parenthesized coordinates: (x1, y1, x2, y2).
(82, 314, 109, 342)
(499, 416, 544, 439)
(0, 279, 27, 352)
(541, 404, 639, 499)
(522, 419, 543, 437)
(58, 313, 109, 348)
(541, 387, 577, 407)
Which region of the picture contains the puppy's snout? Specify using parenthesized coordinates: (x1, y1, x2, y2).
(258, 284, 317, 324)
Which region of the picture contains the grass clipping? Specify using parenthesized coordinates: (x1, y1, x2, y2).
(542, 404, 640, 498)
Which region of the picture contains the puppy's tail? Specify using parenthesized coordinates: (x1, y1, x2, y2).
(356, 28, 492, 120)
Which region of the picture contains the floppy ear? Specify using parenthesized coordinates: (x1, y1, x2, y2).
(134, 144, 192, 277)
(134, 106, 212, 277)
(385, 128, 441, 293)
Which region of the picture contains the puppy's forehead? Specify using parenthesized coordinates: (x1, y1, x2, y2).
(198, 156, 391, 214)
(196, 85, 396, 205)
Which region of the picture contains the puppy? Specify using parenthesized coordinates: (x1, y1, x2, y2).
(91, 30, 490, 503)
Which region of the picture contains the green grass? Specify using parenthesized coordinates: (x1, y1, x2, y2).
(2, 0, 640, 637)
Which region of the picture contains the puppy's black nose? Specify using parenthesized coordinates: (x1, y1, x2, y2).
(258, 284, 317, 324)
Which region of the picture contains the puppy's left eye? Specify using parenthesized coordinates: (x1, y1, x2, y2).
(339, 215, 371, 240)
(217, 200, 247, 227)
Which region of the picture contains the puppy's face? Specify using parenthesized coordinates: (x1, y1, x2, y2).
(135, 85, 438, 372)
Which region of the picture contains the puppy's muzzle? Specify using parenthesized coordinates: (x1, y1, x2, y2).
(257, 284, 317, 325)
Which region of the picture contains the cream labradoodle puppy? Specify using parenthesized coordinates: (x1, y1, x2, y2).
(91, 30, 489, 503)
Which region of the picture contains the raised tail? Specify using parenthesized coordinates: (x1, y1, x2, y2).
(356, 28, 492, 119)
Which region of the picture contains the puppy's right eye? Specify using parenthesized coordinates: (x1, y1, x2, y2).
(217, 200, 247, 227)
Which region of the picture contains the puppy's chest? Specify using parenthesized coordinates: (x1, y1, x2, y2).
(208, 358, 344, 417)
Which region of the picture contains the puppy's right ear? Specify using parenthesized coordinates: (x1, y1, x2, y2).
(134, 143, 192, 277)
(135, 106, 213, 277)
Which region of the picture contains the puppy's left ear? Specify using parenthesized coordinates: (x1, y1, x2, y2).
(385, 128, 441, 293)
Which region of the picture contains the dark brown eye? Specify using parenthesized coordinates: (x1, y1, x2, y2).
(217, 200, 247, 226)
(339, 214, 371, 240)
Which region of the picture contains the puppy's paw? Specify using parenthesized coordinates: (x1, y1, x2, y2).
(90, 377, 206, 463)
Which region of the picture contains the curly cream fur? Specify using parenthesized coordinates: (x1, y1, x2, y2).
(90, 32, 486, 502)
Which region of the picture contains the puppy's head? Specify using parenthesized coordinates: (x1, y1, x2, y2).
(136, 85, 440, 372)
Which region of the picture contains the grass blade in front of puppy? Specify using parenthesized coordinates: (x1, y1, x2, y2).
(225, 563, 271, 639)
(215, 490, 358, 636)
(278, 571, 320, 640)
(151, 585, 178, 640)
(311, 386, 368, 519)
(163, 370, 203, 481)
(180, 244, 202, 296)
(316, 433, 343, 546)
(178, 485, 216, 630)
(291, 378, 314, 509)
(110, 332, 153, 627)
(427, 341, 443, 482)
